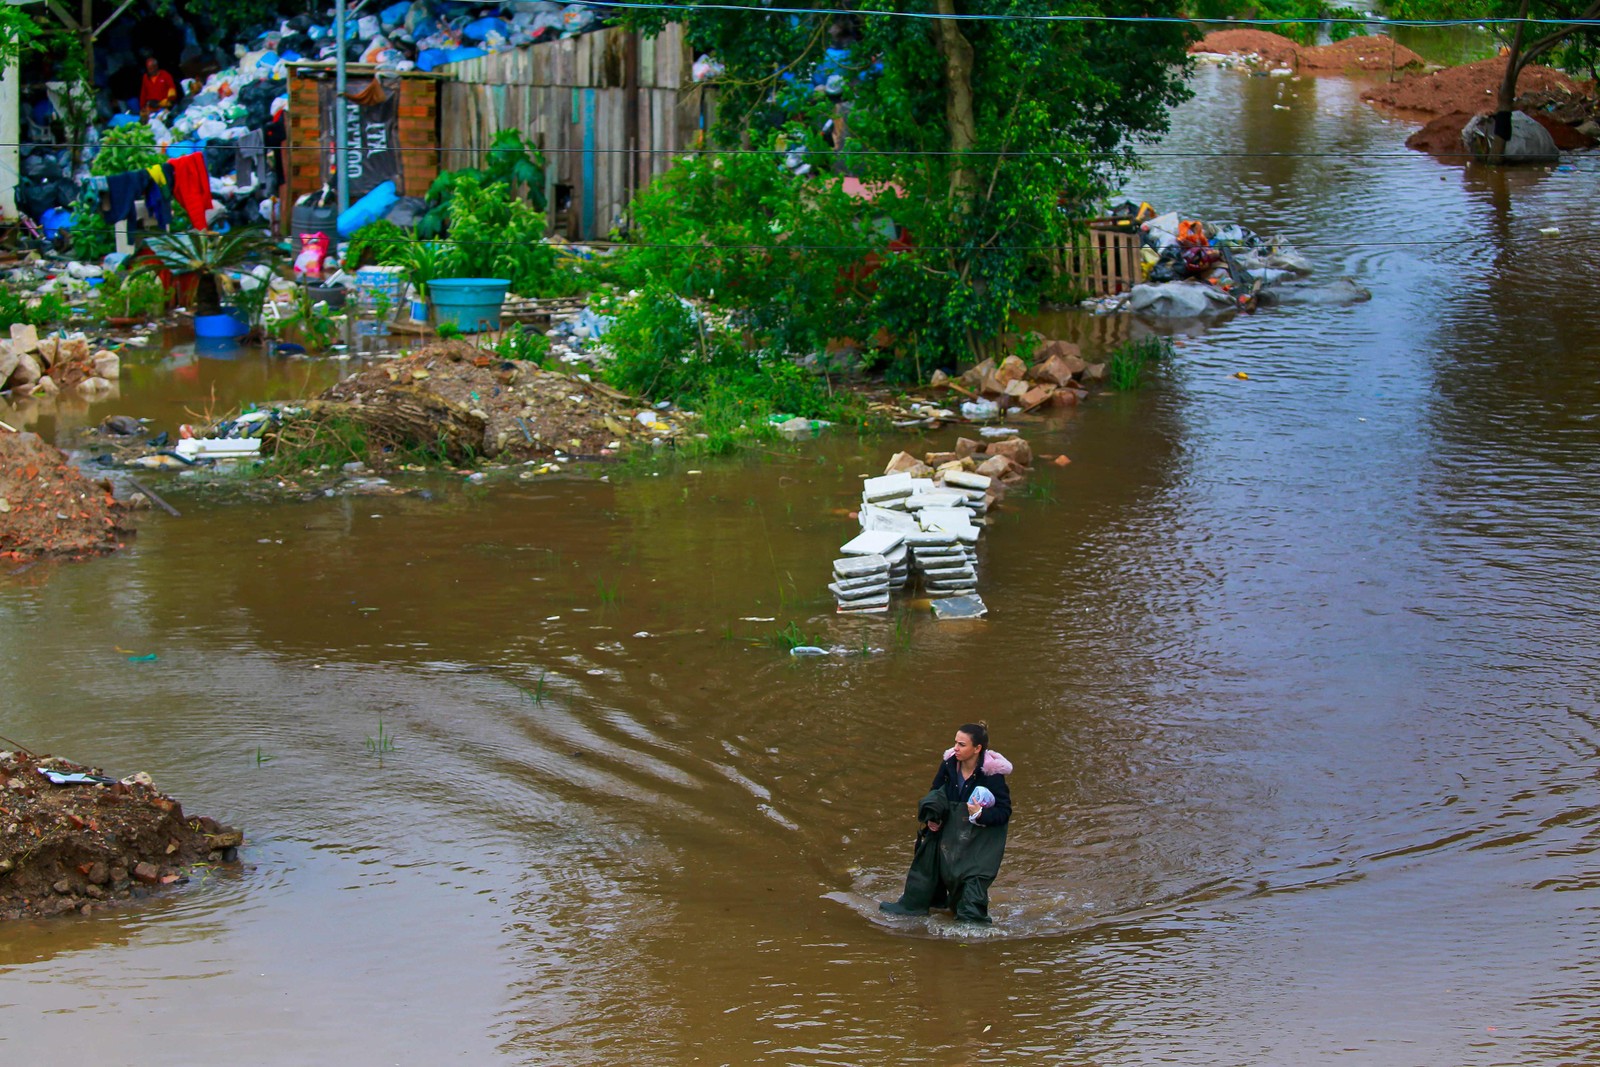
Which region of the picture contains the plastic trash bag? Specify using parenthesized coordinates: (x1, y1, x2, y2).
(1127, 281, 1237, 318)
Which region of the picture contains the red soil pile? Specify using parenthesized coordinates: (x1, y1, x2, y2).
(1363, 57, 1587, 117)
(1527, 110, 1599, 149)
(0, 430, 134, 562)
(1298, 34, 1424, 73)
(1190, 29, 1301, 69)
(1403, 108, 1597, 156)
(1405, 111, 1476, 155)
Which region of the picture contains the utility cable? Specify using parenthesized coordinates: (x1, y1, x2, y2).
(570, 0, 1600, 30)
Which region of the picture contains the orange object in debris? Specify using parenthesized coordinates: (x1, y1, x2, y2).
(1177, 220, 1208, 248)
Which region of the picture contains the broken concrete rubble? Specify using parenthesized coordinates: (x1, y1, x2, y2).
(0, 331, 123, 399)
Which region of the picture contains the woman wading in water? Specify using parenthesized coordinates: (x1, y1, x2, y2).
(880, 722, 1012, 923)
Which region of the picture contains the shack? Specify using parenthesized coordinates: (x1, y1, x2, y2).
(437, 23, 709, 240)
(282, 63, 447, 235)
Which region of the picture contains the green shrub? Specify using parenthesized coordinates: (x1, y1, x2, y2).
(91, 124, 163, 177)
(344, 220, 411, 269)
(70, 191, 115, 262)
(445, 173, 557, 297)
(618, 153, 875, 360)
(599, 278, 849, 454)
(96, 270, 168, 321)
(494, 325, 552, 365)
(0, 286, 71, 331)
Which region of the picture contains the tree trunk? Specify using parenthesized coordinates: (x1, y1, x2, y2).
(934, 0, 978, 210)
(194, 273, 223, 318)
(1489, 0, 1531, 164)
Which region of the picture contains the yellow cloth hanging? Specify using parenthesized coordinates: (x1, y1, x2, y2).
(147, 164, 168, 187)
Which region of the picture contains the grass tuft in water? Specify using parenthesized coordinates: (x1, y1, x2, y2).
(1017, 478, 1057, 504)
(517, 671, 550, 705)
(595, 577, 622, 606)
(364, 716, 398, 757)
(893, 609, 914, 652)
(1107, 336, 1173, 391)
(767, 620, 813, 650)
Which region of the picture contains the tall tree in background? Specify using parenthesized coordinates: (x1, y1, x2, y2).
(623, 1, 1193, 367)
(1387, 0, 1600, 160)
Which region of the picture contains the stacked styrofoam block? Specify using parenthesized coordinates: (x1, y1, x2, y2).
(841, 530, 908, 592)
(830, 552, 893, 614)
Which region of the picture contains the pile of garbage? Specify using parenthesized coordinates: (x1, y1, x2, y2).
(827, 430, 1047, 621)
(0, 325, 122, 400)
(1077, 205, 1350, 319)
(275, 339, 683, 467)
(0, 746, 242, 921)
(15, 1, 616, 230)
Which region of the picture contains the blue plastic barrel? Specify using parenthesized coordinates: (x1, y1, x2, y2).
(194, 311, 250, 338)
(336, 180, 398, 238)
(429, 278, 510, 333)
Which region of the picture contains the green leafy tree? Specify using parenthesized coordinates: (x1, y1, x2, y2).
(0, 7, 43, 68)
(1385, 0, 1600, 128)
(1184, 0, 1365, 43)
(621, 1, 1194, 372)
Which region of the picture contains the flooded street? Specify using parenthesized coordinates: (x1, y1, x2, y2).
(4, 68, 1599, 1063)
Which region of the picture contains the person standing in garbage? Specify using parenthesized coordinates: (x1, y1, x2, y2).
(880, 721, 1013, 923)
(139, 56, 178, 119)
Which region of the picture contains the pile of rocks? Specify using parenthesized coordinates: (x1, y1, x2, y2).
(930, 344, 1100, 418)
(832, 431, 1043, 617)
(0, 326, 121, 400)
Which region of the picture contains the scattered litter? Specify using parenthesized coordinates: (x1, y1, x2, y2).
(38, 769, 118, 785)
(789, 646, 830, 657)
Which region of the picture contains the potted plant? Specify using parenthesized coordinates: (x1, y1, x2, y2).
(388, 238, 457, 327)
(135, 228, 276, 335)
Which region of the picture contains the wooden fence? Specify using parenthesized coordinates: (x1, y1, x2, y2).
(438, 24, 711, 241)
(1069, 223, 1144, 297)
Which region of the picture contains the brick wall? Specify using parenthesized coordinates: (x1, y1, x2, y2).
(283, 69, 443, 234)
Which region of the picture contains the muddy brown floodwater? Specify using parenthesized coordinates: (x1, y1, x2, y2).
(3, 68, 1599, 1064)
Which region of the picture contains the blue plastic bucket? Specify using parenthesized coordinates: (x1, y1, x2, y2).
(194, 311, 249, 338)
(429, 278, 510, 333)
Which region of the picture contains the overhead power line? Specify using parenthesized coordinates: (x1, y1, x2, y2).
(2, 141, 1558, 161)
(572, 0, 1600, 29)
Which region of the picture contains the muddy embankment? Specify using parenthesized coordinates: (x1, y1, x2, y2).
(1, 747, 242, 920)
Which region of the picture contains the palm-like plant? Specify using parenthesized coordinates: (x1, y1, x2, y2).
(134, 228, 276, 318)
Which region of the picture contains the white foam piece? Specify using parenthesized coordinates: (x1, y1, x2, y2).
(859, 504, 921, 534)
(940, 470, 992, 490)
(863, 472, 915, 498)
(920, 508, 978, 536)
(841, 530, 905, 557)
(904, 490, 969, 511)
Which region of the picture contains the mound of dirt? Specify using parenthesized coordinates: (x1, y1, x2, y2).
(1405, 111, 1477, 156)
(0, 430, 135, 562)
(1298, 34, 1424, 73)
(285, 341, 686, 468)
(1190, 29, 1301, 69)
(1363, 58, 1588, 117)
(1404, 107, 1598, 156)
(1, 748, 242, 920)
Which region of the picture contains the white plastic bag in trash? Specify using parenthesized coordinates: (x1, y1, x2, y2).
(1127, 281, 1236, 318)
